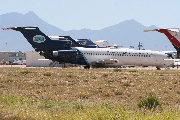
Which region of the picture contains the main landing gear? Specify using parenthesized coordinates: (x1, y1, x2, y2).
(156, 67, 161, 70)
(84, 65, 90, 69)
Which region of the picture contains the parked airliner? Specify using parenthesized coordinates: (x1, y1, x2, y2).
(3, 27, 174, 69)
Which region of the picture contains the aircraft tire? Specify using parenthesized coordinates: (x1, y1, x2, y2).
(84, 65, 90, 69)
(156, 67, 161, 70)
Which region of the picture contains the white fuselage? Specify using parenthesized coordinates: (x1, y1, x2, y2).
(77, 47, 174, 67)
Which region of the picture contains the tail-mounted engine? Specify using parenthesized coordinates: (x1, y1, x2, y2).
(53, 50, 78, 57)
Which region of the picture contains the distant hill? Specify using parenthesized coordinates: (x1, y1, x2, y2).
(0, 11, 175, 52)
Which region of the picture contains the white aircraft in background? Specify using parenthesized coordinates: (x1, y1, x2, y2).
(3, 27, 175, 69)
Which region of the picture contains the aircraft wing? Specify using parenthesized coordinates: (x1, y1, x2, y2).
(164, 59, 180, 62)
(94, 59, 119, 64)
(164, 59, 180, 66)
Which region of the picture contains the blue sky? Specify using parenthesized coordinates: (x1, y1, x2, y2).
(0, 0, 179, 31)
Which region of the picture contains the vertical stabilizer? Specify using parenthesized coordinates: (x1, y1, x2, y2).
(3, 27, 71, 51)
(144, 28, 180, 58)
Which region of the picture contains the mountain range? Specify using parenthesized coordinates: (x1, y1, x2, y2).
(0, 11, 175, 52)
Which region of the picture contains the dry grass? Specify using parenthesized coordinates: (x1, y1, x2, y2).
(0, 67, 180, 119)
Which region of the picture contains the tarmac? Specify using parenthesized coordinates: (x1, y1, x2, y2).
(0, 65, 180, 71)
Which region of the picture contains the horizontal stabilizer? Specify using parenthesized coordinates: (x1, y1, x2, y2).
(144, 28, 180, 33)
(3, 27, 37, 30)
(143, 29, 158, 32)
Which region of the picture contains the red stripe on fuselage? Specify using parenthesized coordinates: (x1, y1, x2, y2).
(71, 45, 78, 47)
(157, 29, 180, 48)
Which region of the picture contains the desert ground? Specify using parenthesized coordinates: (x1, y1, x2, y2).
(0, 65, 180, 119)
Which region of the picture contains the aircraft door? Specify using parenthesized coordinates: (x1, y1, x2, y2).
(153, 53, 162, 66)
(153, 53, 157, 65)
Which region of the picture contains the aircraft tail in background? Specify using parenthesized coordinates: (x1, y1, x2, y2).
(144, 28, 180, 58)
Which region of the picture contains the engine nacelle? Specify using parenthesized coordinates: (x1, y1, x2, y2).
(53, 50, 78, 56)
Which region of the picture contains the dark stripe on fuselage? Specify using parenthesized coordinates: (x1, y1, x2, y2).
(48, 47, 88, 65)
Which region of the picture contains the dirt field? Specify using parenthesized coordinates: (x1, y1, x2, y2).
(0, 66, 180, 119)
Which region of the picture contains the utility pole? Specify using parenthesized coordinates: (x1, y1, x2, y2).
(6, 43, 7, 52)
(138, 42, 140, 50)
(138, 42, 143, 50)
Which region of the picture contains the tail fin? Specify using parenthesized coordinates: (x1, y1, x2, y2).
(61, 36, 82, 47)
(58, 37, 98, 48)
(144, 28, 180, 48)
(75, 39, 98, 48)
(3, 27, 71, 51)
(144, 28, 180, 58)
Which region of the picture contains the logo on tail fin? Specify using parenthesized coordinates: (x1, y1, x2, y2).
(33, 35, 46, 43)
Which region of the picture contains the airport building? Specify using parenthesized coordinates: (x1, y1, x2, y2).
(26, 51, 75, 67)
(0, 51, 26, 64)
(0, 51, 73, 67)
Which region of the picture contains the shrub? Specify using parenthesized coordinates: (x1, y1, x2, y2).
(177, 90, 180, 94)
(92, 76, 97, 79)
(113, 69, 122, 72)
(123, 82, 130, 87)
(42, 101, 54, 108)
(104, 90, 111, 97)
(79, 92, 89, 99)
(21, 70, 32, 74)
(114, 89, 123, 95)
(44, 72, 51, 76)
(73, 103, 85, 110)
(102, 74, 108, 77)
(137, 96, 161, 110)
(129, 70, 137, 72)
(66, 74, 73, 78)
(107, 80, 114, 83)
